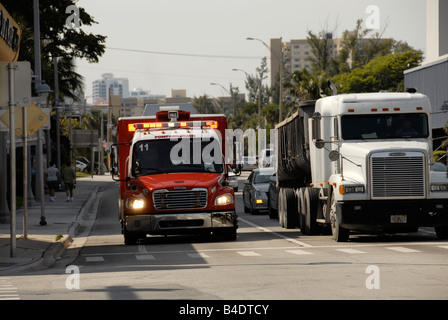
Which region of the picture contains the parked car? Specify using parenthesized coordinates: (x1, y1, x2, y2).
(75, 160, 88, 172)
(243, 167, 275, 214)
(268, 173, 278, 219)
(242, 156, 258, 171)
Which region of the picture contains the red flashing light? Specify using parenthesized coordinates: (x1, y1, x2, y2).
(128, 120, 218, 132)
(206, 121, 218, 129)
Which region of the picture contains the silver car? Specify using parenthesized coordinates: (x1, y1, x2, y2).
(241, 156, 258, 171)
(243, 167, 275, 214)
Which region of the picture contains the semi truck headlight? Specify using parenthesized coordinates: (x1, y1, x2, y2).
(215, 193, 234, 206)
(126, 198, 145, 209)
(339, 185, 365, 195)
(431, 184, 448, 192)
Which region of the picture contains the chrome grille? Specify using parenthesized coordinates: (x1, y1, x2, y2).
(153, 188, 208, 210)
(371, 154, 425, 198)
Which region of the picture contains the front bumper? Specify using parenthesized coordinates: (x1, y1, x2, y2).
(124, 210, 237, 235)
(336, 199, 448, 231)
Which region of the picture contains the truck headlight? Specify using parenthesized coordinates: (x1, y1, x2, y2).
(215, 193, 234, 206)
(431, 184, 448, 192)
(126, 198, 145, 209)
(339, 185, 365, 195)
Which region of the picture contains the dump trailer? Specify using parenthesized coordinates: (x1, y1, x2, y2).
(111, 107, 237, 244)
(275, 92, 448, 241)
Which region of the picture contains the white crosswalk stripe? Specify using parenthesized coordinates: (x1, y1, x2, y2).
(187, 253, 210, 258)
(81, 243, 446, 263)
(285, 249, 314, 255)
(385, 247, 421, 253)
(237, 251, 261, 257)
(336, 248, 366, 254)
(0, 278, 19, 300)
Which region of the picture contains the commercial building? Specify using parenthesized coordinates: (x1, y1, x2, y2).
(404, 0, 448, 138)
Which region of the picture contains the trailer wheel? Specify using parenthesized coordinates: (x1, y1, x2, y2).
(297, 188, 306, 233)
(303, 187, 319, 235)
(329, 190, 350, 242)
(268, 198, 278, 219)
(278, 188, 298, 228)
(278, 188, 286, 227)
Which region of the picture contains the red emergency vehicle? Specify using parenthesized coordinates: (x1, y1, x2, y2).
(111, 107, 237, 244)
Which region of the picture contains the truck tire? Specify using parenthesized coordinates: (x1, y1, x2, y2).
(297, 188, 306, 233)
(329, 190, 350, 242)
(268, 198, 278, 219)
(123, 226, 144, 245)
(279, 188, 298, 229)
(303, 187, 319, 235)
(278, 188, 285, 227)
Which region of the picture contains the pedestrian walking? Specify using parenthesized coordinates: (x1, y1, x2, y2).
(45, 161, 60, 202)
(61, 161, 76, 202)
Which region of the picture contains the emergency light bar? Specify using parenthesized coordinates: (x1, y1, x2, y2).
(128, 120, 218, 132)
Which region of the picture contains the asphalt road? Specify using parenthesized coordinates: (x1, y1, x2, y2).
(5, 171, 448, 302)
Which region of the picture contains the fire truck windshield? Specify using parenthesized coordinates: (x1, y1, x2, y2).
(341, 113, 429, 140)
(131, 138, 224, 176)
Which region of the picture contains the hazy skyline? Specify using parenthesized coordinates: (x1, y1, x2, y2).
(75, 0, 426, 102)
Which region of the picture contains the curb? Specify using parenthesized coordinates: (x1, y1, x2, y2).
(5, 185, 103, 275)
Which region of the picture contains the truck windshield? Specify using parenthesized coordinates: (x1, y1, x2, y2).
(341, 113, 429, 140)
(132, 138, 223, 176)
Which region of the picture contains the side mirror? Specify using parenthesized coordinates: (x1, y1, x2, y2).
(314, 138, 325, 149)
(329, 150, 340, 162)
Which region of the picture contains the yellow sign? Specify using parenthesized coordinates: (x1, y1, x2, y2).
(0, 103, 49, 137)
(0, 3, 21, 62)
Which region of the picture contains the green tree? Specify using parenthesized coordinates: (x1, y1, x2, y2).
(193, 95, 220, 114)
(306, 30, 336, 76)
(245, 57, 270, 105)
(3, 0, 106, 101)
(331, 50, 424, 93)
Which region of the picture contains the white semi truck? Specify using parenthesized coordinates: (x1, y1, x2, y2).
(275, 92, 448, 241)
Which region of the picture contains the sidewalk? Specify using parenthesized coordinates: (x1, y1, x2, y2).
(0, 173, 114, 275)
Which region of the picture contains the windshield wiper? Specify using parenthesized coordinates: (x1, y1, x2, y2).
(141, 167, 166, 174)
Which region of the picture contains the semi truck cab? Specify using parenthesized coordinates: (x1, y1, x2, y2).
(310, 92, 448, 240)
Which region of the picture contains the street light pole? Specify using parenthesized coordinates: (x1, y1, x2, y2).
(246, 37, 284, 122)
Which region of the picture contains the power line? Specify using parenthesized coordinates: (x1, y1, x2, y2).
(106, 46, 265, 60)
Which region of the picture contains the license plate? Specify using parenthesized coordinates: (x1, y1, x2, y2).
(391, 215, 407, 223)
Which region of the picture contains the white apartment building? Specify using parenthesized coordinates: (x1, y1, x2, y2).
(92, 73, 130, 103)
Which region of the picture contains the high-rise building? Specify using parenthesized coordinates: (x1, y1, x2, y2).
(426, 0, 448, 62)
(270, 34, 387, 88)
(92, 73, 130, 103)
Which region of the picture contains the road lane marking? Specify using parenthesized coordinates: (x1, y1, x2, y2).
(237, 251, 261, 257)
(85, 256, 105, 262)
(136, 254, 155, 260)
(238, 217, 312, 247)
(385, 247, 421, 253)
(0, 278, 19, 300)
(187, 253, 210, 258)
(336, 249, 366, 254)
(285, 250, 314, 255)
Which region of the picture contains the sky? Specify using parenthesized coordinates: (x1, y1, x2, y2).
(75, 0, 426, 103)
